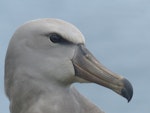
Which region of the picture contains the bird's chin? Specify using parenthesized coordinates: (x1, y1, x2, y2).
(74, 76, 90, 83)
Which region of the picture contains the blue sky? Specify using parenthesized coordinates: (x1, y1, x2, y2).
(1, 0, 150, 113)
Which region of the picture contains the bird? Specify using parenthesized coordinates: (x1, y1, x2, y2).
(5, 18, 133, 113)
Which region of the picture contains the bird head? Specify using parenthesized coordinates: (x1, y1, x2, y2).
(5, 18, 133, 102)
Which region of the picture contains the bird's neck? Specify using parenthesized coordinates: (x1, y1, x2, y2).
(11, 76, 102, 113)
(25, 83, 81, 113)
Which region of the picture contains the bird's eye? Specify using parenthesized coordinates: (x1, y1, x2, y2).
(49, 33, 62, 43)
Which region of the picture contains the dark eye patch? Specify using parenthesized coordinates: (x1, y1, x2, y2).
(48, 33, 72, 44)
(49, 33, 64, 43)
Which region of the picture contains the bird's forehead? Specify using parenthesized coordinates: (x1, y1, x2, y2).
(22, 18, 85, 44)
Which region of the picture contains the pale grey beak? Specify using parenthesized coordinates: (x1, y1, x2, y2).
(72, 44, 133, 102)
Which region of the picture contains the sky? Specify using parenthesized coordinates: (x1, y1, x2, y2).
(0, 0, 150, 113)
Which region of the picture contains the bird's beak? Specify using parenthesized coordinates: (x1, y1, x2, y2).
(72, 44, 133, 102)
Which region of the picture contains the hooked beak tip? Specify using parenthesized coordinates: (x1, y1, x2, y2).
(121, 78, 133, 102)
